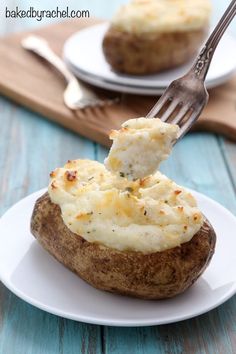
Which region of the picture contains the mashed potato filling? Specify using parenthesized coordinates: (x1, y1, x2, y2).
(105, 118, 179, 180)
(112, 0, 211, 34)
(48, 159, 203, 254)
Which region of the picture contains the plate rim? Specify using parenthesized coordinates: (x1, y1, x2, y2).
(65, 60, 235, 96)
(0, 188, 236, 327)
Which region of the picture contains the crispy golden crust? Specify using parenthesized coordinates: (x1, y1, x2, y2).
(31, 192, 216, 300)
(102, 27, 207, 75)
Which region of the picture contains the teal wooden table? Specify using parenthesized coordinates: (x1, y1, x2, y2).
(0, 0, 236, 353)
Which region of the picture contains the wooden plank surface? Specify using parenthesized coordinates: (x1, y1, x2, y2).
(0, 0, 236, 353)
(0, 16, 236, 146)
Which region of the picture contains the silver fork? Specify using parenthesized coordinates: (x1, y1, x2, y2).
(147, 0, 236, 140)
(21, 35, 119, 110)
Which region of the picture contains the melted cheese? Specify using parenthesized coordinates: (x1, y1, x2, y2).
(105, 118, 179, 180)
(111, 0, 211, 34)
(48, 159, 203, 254)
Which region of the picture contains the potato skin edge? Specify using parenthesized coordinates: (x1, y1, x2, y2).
(31, 192, 216, 300)
(102, 27, 208, 75)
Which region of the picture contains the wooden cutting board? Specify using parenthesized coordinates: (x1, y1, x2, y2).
(0, 18, 236, 147)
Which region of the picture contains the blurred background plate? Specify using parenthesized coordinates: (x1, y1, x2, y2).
(63, 23, 236, 95)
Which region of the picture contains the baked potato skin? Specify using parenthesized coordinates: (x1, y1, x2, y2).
(31, 192, 216, 300)
(102, 27, 207, 75)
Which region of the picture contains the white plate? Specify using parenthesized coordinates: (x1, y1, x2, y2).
(0, 188, 236, 327)
(63, 23, 236, 95)
(66, 61, 167, 95)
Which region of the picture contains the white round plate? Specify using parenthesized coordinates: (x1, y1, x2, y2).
(63, 23, 236, 95)
(0, 188, 236, 327)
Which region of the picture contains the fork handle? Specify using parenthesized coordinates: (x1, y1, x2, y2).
(190, 0, 236, 81)
(22, 35, 77, 84)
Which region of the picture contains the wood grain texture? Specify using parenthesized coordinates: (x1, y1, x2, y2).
(218, 138, 236, 191)
(103, 302, 236, 354)
(0, 294, 102, 354)
(0, 0, 236, 353)
(0, 19, 236, 147)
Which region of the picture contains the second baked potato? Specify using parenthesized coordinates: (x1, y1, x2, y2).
(103, 28, 207, 75)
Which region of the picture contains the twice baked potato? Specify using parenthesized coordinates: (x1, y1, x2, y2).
(31, 192, 216, 300)
(103, 28, 207, 75)
(102, 0, 211, 75)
